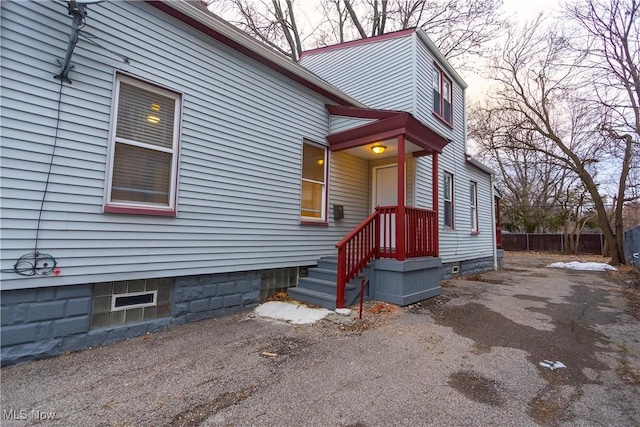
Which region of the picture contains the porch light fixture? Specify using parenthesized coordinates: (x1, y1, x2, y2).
(371, 145, 386, 154)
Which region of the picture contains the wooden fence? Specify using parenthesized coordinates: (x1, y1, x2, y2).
(501, 233, 604, 255)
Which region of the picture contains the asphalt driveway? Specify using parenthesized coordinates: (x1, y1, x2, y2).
(2, 252, 639, 426)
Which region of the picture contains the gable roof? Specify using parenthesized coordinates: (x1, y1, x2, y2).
(148, 1, 364, 107)
(299, 27, 467, 90)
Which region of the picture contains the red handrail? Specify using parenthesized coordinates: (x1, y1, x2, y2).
(336, 210, 379, 308)
(334, 206, 438, 308)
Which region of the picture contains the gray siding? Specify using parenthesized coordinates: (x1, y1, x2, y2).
(302, 29, 495, 264)
(0, 1, 355, 290)
(329, 151, 370, 228)
(300, 36, 414, 112)
(329, 116, 375, 133)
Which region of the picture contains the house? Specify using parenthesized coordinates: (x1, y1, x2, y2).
(0, 0, 500, 365)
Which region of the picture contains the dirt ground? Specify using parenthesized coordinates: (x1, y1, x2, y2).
(2, 251, 639, 426)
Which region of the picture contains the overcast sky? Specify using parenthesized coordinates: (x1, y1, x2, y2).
(288, 0, 563, 100)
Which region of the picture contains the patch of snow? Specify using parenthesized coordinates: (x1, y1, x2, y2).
(539, 360, 567, 370)
(335, 308, 351, 316)
(255, 301, 332, 324)
(547, 261, 616, 272)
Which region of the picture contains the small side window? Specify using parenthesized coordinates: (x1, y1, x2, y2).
(470, 181, 478, 233)
(443, 172, 454, 228)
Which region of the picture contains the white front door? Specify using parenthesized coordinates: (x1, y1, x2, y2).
(373, 165, 398, 250)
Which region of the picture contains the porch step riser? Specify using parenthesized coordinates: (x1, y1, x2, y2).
(287, 287, 336, 310)
(316, 259, 338, 270)
(307, 268, 337, 282)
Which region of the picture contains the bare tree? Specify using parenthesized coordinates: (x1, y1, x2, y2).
(206, 0, 305, 60)
(207, 0, 506, 63)
(470, 105, 582, 234)
(566, 0, 640, 261)
(479, 6, 637, 264)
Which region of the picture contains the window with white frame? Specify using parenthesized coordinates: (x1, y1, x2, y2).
(443, 172, 453, 228)
(106, 74, 181, 213)
(300, 141, 327, 221)
(433, 67, 453, 125)
(470, 181, 478, 233)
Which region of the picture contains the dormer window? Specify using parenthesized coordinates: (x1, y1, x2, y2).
(433, 67, 453, 126)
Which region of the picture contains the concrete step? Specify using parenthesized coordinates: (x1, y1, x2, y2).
(287, 287, 336, 310)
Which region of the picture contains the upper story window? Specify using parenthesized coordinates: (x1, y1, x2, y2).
(433, 67, 453, 126)
(300, 140, 327, 222)
(105, 74, 182, 216)
(470, 181, 478, 233)
(443, 172, 454, 228)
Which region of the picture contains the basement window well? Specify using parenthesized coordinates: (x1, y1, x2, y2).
(112, 291, 156, 311)
(91, 278, 172, 329)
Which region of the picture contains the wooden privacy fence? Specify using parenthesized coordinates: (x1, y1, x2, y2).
(501, 233, 604, 255)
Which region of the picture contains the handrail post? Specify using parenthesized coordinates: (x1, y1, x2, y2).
(336, 246, 346, 309)
(397, 135, 406, 261)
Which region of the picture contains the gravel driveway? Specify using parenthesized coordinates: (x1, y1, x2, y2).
(2, 252, 639, 426)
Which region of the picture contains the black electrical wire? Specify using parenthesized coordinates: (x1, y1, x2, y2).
(6, 78, 65, 276)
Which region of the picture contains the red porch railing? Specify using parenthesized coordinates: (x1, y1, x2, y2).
(335, 206, 438, 308)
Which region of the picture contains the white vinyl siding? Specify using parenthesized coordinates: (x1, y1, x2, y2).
(107, 74, 181, 211)
(0, 0, 356, 290)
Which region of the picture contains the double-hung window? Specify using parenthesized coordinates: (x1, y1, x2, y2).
(300, 141, 327, 221)
(443, 172, 454, 228)
(470, 181, 478, 233)
(105, 74, 181, 215)
(433, 67, 453, 126)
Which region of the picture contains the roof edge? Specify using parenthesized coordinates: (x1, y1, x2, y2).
(300, 28, 416, 60)
(154, 0, 365, 107)
(466, 154, 495, 175)
(415, 30, 467, 89)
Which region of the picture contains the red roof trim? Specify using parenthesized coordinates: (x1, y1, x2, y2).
(326, 107, 450, 154)
(300, 28, 416, 60)
(146, 1, 354, 106)
(327, 115, 407, 150)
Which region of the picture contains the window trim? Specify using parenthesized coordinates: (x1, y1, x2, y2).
(443, 172, 454, 229)
(111, 290, 157, 312)
(104, 73, 182, 216)
(300, 139, 328, 223)
(470, 181, 479, 234)
(432, 65, 453, 127)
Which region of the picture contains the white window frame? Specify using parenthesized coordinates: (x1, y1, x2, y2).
(111, 290, 158, 312)
(433, 65, 453, 126)
(443, 172, 454, 228)
(300, 140, 327, 222)
(470, 181, 478, 233)
(105, 74, 182, 214)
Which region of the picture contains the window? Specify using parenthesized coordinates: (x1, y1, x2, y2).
(300, 141, 327, 221)
(443, 172, 453, 228)
(433, 67, 453, 126)
(470, 181, 478, 233)
(105, 74, 181, 215)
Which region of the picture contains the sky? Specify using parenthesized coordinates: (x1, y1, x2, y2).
(288, 0, 563, 100)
